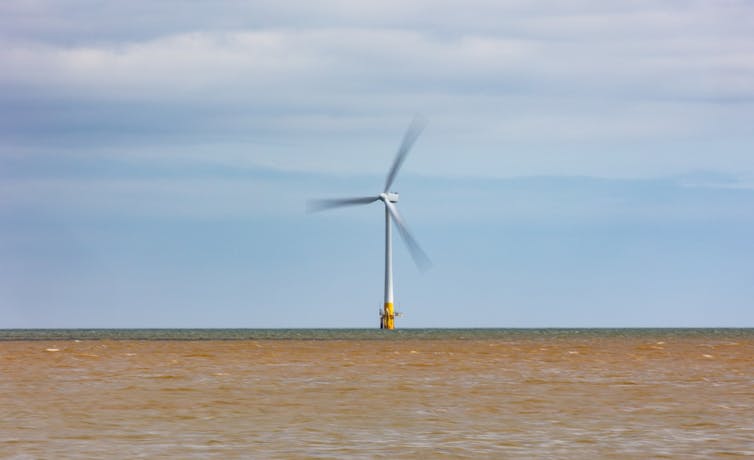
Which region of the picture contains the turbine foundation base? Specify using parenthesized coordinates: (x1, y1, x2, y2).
(380, 302, 395, 330)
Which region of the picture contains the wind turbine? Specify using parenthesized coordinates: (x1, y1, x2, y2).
(309, 118, 430, 329)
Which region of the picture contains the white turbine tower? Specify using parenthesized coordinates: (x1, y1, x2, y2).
(309, 118, 430, 329)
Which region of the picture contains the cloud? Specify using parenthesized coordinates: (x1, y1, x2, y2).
(1, 1, 754, 179)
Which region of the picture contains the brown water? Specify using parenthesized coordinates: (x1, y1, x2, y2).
(1, 330, 752, 458)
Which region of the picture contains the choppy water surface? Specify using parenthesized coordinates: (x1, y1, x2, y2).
(1, 329, 752, 458)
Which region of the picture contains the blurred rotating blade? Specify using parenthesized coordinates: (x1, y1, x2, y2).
(307, 196, 380, 213)
(383, 116, 427, 193)
(383, 199, 431, 271)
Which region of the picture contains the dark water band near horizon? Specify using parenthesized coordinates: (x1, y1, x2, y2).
(2, 327, 753, 341)
(2, 328, 752, 458)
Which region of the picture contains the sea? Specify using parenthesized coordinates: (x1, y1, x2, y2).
(1, 329, 752, 459)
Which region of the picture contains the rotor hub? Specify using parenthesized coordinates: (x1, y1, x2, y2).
(380, 192, 399, 203)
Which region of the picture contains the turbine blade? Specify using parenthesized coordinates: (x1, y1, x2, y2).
(307, 196, 380, 213)
(384, 200, 432, 271)
(383, 116, 427, 193)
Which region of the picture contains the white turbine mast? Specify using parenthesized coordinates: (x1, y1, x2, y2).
(308, 117, 431, 329)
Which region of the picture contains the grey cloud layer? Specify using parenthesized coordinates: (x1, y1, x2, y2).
(2, 1, 754, 177)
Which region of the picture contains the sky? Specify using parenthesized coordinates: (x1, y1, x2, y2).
(2, 0, 754, 328)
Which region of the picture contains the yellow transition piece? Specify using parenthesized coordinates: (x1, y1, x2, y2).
(381, 302, 395, 330)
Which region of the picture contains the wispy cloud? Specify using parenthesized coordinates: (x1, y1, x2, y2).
(2, 1, 753, 178)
